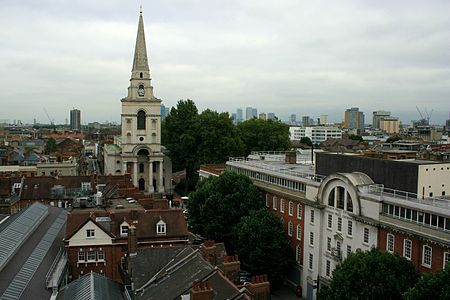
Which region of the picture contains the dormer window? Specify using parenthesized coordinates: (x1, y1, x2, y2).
(120, 221, 129, 237)
(156, 220, 166, 235)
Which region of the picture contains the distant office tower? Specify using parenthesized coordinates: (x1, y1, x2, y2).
(302, 116, 310, 127)
(289, 114, 297, 123)
(246, 106, 257, 120)
(320, 115, 328, 125)
(231, 113, 237, 123)
(380, 117, 400, 134)
(70, 108, 81, 131)
(160, 104, 170, 119)
(252, 108, 257, 119)
(372, 111, 391, 129)
(236, 108, 243, 124)
(344, 107, 364, 130)
(446, 116, 450, 131)
(259, 113, 267, 120)
(267, 112, 276, 120)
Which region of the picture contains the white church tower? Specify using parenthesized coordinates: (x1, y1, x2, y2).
(104, 10, 172, 193)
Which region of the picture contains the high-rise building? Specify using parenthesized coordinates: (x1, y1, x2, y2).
(103, 10, 171, 193)
(160, 104, 170, 119)
(236, 108, 243, 124)
(70, 108, 81, 131)
(344, 107, 365, 131)
(372, 111, 391, 129)
(289, 114, 297, 124)
(320, 115, 328, 125)
(259, 113, 267, 120)
(267, 112, 276, 120)
(302, 116, 310, 127)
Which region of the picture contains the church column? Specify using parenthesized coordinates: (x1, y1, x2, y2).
(148, 160, 154, 193)
(158, 160, 164, 192)
(133, 161, 138, 187)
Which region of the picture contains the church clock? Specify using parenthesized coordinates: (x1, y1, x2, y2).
(138, 84, 145, 96)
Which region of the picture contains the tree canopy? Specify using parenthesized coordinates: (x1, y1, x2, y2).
(318, 248, 419, 300)
(44, 137, 57, 154)
(237, 118, 291, 156)
(404, 267, 450, 300)
(300, 137, 313, 146)
(236, 208, 294, 286)
(186, 170, 263, 250)
(162, 100, 243, 191)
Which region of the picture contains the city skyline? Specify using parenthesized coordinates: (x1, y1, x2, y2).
(1, 1, 450, 124)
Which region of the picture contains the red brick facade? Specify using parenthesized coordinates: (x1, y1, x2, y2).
(378, 227, 450, 273)
(265, 192, 304, 266)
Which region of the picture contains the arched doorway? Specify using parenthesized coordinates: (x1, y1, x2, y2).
(138, 178, 145, 191)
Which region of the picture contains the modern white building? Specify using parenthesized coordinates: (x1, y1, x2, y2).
(290, 126, 342, 144)
(103, 11, 172, 193)
(226, 152, 450, 300)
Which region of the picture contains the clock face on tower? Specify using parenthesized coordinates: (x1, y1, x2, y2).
(138, 84, 145, 96)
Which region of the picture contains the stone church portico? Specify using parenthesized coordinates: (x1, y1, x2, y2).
(103, 10, 172, 194)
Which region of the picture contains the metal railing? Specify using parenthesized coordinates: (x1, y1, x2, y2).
(228, 157, 324, 183)
(365, 184, 450, 210)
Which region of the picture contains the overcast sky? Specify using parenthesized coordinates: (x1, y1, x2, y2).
(1, 0, 450, 125)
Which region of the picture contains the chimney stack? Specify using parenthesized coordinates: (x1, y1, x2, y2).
(247, 274, 271, 300)
(222, 255, 240, 283)
(201, 240, 217, 265)
(128, 224, 137, 257)
(190, 280, 214, 300)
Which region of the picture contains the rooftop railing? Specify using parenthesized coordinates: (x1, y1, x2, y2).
(228, 157, 325, 183)
(365, 184, 450, 210)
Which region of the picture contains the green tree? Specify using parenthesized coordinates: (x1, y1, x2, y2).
(236, 208, 294, 286)
(186, 171, 263, 250)
(197, 109, 244, 165)
(318, 248, 418, 300)
(44, 138, 57, 154)
(348, 134, 364, 141)
(237, 118, 291, 156)
(162, 99, 199, 190)
(300, 137, 313, 146)
(404, 267, 450, 300)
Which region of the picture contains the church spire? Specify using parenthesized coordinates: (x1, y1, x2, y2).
(132, 11, 149, 73)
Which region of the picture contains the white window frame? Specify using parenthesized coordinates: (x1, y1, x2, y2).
(78, 251, 85, 262)
(280, 198, 285, 213)
(296, 224, 302, 240)
(97, 250, 105, 261)
(308, 253, 314, 270)
(265, 194, 269, 207)
(347, 245, 352, 256)
(86, 229, 95, 238)
(310, 210, 315, 224)
(422, 245, 432, 268)
(347, 220, 353, 237)
(87, 250, 96, 262)
(297, 204, 302, 219)
(296, 246, 301, 263)
(288, 201, 293, 216)
(444, 252, 450, 269)
(288, 221, 293, 236)
(120, 222, 129, 237)
(157, 220, 166, 235)
(327, 214, 332, 230)
(326, 260, 331, 277)
(363, 227, 369, 244)
(309, 232, 314, 246)
(327, 237, 331, 252)
(403, 239, 412, 260)
(272, 196, 277, 210)
(337, 217, 342, 233)
(387, 233, 394, 253)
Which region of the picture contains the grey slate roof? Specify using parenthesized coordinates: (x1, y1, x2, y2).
(57, 272, 125, 300)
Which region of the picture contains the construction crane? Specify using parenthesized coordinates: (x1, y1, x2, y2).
(43, 108, 56, 131)
(416, 106, 433, 125)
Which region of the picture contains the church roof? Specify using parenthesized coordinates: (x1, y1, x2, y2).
(132, 12, 149, 72)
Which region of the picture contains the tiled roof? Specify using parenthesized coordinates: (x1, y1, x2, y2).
(57, 272, 124, 300)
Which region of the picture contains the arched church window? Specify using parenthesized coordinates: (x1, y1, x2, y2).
(137, 110, 146, 130)
(337, 186, 345, 209)
(140, 72, 143, 78)
(139, 163, 144, 173)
